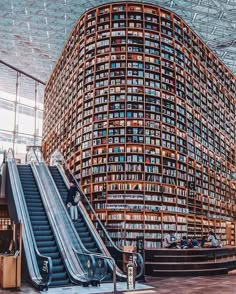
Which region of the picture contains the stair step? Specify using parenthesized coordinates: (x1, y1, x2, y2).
(35, 235, 54, 242)
(50, 279, 70, 287)
(52, 258, 64, 267)
(37, 240, 56, 248)
(152, 255, 208, 262)
(151, 268, 228, 277)
(39, 246, 58, 254)
(52, 272, 69, 281)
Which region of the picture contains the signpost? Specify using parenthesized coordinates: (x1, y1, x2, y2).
(127, 257, 135, 290)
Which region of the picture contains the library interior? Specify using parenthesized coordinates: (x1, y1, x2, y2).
(0, 1, 236, 293)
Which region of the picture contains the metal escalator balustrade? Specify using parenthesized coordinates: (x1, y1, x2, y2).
(28, 149, 102, 286)
(17, 165, 70, 287)
(49, 167, 98, 253)
(54, 160, 145, 281)
(49, 166, 109, 281)
(6, 149, 52, 290)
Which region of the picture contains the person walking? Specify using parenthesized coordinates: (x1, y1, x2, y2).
(66, 180, 79, 222)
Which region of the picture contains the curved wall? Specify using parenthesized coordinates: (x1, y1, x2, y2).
(43, 2, 236, 248)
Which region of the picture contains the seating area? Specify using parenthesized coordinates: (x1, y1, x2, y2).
(145, 246, 236, 276)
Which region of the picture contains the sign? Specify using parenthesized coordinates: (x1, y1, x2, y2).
(127, 259, 135, 290)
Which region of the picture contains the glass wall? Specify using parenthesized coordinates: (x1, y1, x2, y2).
(0, 62, 44, 163)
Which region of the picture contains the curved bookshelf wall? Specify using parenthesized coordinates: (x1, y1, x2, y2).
(43, 2, 236, 248)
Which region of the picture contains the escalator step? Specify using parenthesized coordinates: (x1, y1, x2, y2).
(24, 198, 42, 204)
(46, 252, 60, 259)
(52, 258, 64, 267)
(28, 211, 47, 217)
(30, 225, 51, 230)
(37, 241, 56, 248)
(39, 246, 58, 254)
(31, 220, 49, 226)
(52, 265, 65, 273)
(80, 237, 93, 243)
(24, 192, 41, 196)
(35, 235, 54, 242)
(85, 243, 96, 249)
(27, 206, 45, 211)
(79, 232, 90, 238)
(52, 272, 69, 281)
(50, 278, 70, 286)
(30, 215, 48, 222)
(76, 227, 88, 233)
(34, 230, 53, 237)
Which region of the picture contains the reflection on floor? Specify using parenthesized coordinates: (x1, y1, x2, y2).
(2, 275, 236, 294)
(40, 282, 152, 294)
(147, 275, 236, 294)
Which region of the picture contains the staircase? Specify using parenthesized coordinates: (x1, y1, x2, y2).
(49, 166, 108, 280)
(18, 165, 70, 286)
(145, 248, 236, 277)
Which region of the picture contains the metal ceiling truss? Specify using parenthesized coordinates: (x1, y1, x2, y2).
(0, 0, 235, 89)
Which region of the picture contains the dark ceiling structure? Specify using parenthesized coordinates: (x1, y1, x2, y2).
(0, 0, 235, 86)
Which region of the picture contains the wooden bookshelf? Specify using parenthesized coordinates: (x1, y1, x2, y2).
(43, 2, 236, 248)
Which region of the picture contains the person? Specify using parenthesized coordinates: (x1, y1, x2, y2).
(180, 236, 189, 249)
(66, 180, 79, 222)
(201, 235, 208, 248)
(207, 231, 218, 248)
(191, 236, 200, 248)
(163, 231, 179, 248)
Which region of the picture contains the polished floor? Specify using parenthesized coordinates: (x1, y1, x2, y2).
(1, 275, 236, 293)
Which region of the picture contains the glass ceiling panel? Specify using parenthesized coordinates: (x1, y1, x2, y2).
(0, 0, 235, 87)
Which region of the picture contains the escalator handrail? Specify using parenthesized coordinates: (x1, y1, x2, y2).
(27, 149, 93, 283)
(29, 161, 89, 283)
(31, 149, 111, 281)
(6, 148, 52, 288)
(56, 164, 124, 278)
(59, 163, 144, 279)
(72, 248, 110, 281)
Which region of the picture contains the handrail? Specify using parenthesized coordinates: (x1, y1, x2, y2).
(31, 147, 112, 281)
(0, 60, 46, 85)
(29, 159, 88, 284)
(27, 148, 107, 283)
(6, 148, 52, 289)
(57, 160, 144, 279)
(73, 247, 117, 293)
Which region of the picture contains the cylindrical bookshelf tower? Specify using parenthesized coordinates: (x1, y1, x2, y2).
(43, 2, 236, 248)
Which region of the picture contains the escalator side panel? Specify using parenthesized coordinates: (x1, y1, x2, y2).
(17, 165, 70, 287)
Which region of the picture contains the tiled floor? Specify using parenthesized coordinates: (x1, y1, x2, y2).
(2, 275, 236, 294)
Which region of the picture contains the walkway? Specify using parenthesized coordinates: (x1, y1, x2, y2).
(1, 275, 236, 293)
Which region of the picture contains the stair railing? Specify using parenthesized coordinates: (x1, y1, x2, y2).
(30, 148, 112, 283)
(36, 148, 120, 283)
(56, 158, 144, 280)
(27, 149, 89, 284)
(6, 148, 52, 290)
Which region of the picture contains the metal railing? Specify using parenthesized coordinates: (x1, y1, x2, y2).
(6, 148, 52, 290)
(28, 148, 117, 286)
(53, 150, 144, 281)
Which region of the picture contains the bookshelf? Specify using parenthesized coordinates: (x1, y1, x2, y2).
(43, 2, 236, 248)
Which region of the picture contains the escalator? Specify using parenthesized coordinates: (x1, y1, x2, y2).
(49, 166, 112, 282)
(49, 161, 144, 282)
(49, 166, 98, 254)
(17, 165, 70, 287)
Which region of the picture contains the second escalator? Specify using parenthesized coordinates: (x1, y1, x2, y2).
(17, 165, 70, 287)
(49, 166, 109, 280)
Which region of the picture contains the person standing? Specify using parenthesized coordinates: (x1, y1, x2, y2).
(66, 180, 79, 222)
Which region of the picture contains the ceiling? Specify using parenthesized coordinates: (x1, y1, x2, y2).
(0, 0, 236, 86)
